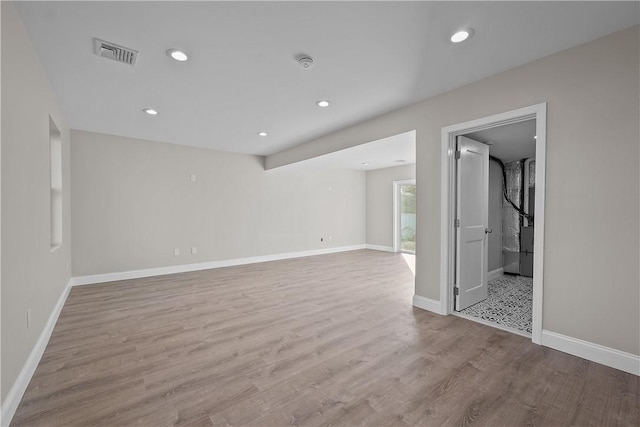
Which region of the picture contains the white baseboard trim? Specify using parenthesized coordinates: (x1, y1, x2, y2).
(1, 279, 73, 426)
(541, 330, 640, 376)
(487, 267, 504, 282)
(365, 244, 395, 252)
(72, 245, 367, 286)
(412, 294, 444, 315)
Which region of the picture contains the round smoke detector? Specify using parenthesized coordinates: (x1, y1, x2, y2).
(298, 56, 314, 69)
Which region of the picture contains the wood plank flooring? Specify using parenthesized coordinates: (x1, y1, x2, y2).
(12, 250, 639, 426)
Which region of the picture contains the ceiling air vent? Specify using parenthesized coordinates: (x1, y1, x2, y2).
(94, 38, 138, 66)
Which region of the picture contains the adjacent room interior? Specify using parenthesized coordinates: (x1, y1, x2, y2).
(1, 1, 639, 426)
(457, 120, 537, 336)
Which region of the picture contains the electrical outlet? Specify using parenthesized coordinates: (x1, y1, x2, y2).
(27, 309, 31, 329)
(191, 247, 198, 255)
(174, 248, 180, 256)
(328, 236, 332, 242)
(190, 174, 196, 182)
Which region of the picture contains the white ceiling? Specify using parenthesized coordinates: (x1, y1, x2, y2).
(466, 119, 536, 163)
(15, 1, 639, 157)
(279, 130, 416, 172)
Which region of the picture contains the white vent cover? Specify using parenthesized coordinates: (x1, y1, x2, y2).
(94, 38, 138, 66)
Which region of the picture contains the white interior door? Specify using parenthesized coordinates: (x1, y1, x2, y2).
(455, 136, 489, 310)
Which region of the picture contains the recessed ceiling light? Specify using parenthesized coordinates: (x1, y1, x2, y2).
(167, 49, 188, 62)
(451, 28, 474, 43)
(395, 160, 406, 163)
(361, 162, 369, 166)
(257, 131, 268, 137)
(534, 135, 538, 139)
(142, 108, 158, 115)
(316, 100, 330, 108)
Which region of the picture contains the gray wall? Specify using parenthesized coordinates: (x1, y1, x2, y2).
(71, 130, 366, 276)
(265, 27, 640, 356)
(488, 161, 503, 273)
(1, 2, 72, 401)
(365, 164, 416, 249)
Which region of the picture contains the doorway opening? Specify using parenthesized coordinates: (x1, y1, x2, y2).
(457, 119, 536, 337)
(393, 179, 416, 254)
(440, 104, 546, 344)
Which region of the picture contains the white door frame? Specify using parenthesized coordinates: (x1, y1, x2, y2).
(440, 103, 547, 344)
(393, 179, 416, 253)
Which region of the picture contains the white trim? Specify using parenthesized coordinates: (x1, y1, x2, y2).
(531, 108, 547, 344)
(440, 103, 547, 344)
(72, 245, 366, 286)
(541, 330, 640, 376)
(365, 244, 395, 252)
(412, 294, 445, 315)
(487, 267, 504, 282)
(1, 279, 73, 426)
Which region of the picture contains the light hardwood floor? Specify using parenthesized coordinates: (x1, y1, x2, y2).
(12, 250, 639, 426)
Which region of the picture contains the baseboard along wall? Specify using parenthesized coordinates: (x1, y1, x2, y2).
(541, 330, 639, 376)
(73, 244, 367, 286)
(364, 244, 395, 252)
(412, 294, 445, 315)
(487, 267, 504, 282)
(1, 280, 72, 427)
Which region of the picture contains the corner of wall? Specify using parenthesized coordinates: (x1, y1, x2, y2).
(412, 294, 444, 315)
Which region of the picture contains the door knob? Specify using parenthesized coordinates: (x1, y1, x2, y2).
(485, 228, 493, 234)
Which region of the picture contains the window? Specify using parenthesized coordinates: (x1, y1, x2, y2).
(50, 117, 62, 250)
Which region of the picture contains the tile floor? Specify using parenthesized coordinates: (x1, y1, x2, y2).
(459, 274, 533, 333)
